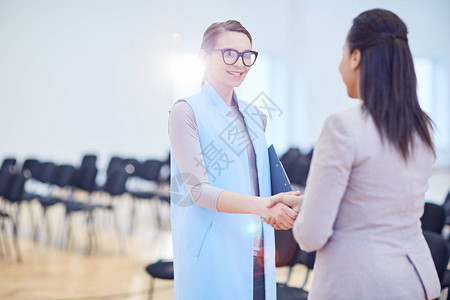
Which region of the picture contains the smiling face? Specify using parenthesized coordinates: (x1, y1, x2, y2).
(200, 31, 252, 91)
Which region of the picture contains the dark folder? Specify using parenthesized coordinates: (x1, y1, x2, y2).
(269, 145, 297, 262)
(268, 144, 292, 195)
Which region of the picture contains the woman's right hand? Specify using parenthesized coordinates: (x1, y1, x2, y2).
(256, 191, 300, 230)
(260, 191, 301, 230)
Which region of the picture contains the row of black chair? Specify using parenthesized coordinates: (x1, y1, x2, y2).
(0, 154, 170, 261)
(0, 159, 27, 262)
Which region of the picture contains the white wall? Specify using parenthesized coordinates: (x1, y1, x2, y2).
(0, 0, 449, 169)
(285, 0, 450, 167)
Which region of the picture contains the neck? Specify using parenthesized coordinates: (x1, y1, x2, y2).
(206, 78, 235, 106)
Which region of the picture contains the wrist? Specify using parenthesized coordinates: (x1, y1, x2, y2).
(253, 197, 270, 216)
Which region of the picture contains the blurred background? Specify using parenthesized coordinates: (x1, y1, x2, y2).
(1, 0, 449, 167)
(0, 0, 449, 299)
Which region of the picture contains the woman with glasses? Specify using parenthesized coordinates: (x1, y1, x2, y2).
(282, 9, 439, 299)
(168, 20, 299, 300)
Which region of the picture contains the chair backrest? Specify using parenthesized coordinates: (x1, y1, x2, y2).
(0, 158, 16, 173)
(74, 166, 98, 192)
(421, 202, 445, 234)
(0, 168, 12, 197)
(53, 165, 76, 188)
(35, 162, 57, 184)
(4, 171, 29, 202)
(287, 161, 310, 187)
(106, 156, 125, 176)
(297, 249, 316, 270)
(21, 159, 40, 177)
(81, 154, 97, 169)
(136, 159, 162, 182)
(423, 230, 450, 286)
(275, 229, 300, 267)
(103, 169, 129, 196)
(123, 158, 139, 174)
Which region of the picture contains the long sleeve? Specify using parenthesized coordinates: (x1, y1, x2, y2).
(168, 101, 225, 211)
(293, 114, 355, 252)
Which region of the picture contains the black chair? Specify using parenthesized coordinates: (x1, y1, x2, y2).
(158, 153, 171, 185)
(38, 164, 74, 242)
(421, 202, 445, 234)
(22, 162, 57, 239)
(275, 229, 310, 300)
(442, 191, 450, 225)
(106, 156, 126, 177)
(296, 249, 316, 289)
(73, 166, 98, 193)
(20, 159, 40, 177)
(423, 230, 450, 293)
(0, 171, 30, 262)
(280, 148, 312, 188)
(287, 160, 310, 188)
(0, 168, 21, 262)
(60, 165, 100, 252)
(1, 158, 39, 239)
(0, 158, 16, 173)
(63, 168, 128, 254)
(80, 154, 97, 169)
(144, 259, 174, 300)
(128, 159, 166, 233)
(0, 167, 12, 199)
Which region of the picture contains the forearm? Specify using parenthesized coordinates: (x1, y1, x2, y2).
(217, 190, 268, 216)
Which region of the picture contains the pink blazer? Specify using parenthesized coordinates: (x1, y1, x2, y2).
(293, 105, 441, 300)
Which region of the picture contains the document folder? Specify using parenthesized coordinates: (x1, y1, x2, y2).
(268, 144, 292, 195)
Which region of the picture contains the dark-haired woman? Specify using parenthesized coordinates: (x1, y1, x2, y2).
(168, 20, 299, 299)
(291, 9, 440, 299)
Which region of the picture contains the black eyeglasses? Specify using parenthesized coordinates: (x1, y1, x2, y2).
(212, 48, 258, 67)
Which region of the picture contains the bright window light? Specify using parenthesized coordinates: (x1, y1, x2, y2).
(168, 53, 204, 99)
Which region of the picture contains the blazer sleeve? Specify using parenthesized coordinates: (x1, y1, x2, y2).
(293, 113, 355, 252)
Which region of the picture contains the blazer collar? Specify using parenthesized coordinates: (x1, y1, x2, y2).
(202, 81, 236, 116)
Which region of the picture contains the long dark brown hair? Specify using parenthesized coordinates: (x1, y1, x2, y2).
(200, 20, 252, 86)
(348, 9, 435, 160)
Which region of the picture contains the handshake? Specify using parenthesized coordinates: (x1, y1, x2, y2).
(258, 191, 302, 230)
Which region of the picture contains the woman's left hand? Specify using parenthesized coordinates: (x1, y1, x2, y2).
(263, 191, 302, 229)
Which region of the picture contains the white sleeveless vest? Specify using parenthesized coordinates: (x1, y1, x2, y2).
(170, 82, 275, 300)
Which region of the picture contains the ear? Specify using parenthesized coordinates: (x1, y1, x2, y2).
(351, 49, 361, 70)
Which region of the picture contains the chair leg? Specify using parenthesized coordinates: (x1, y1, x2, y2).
(156, 200, 162, 229)
(85, 211, 93, 255)
(64, 212, 73, 249)
(85, 210, 97, 255)
(0, 223, 10, 257)
(44, 208, 53, 245)
(29, 202, 39, 242)
(300, 268, 311, 289)
(0, 229, 4, 256)
(112, 207, 124, 254)
(90, 211, 98, 250)
(14, 203, 21, 237)
(129, 197, 136, 235)
(285, 265, 294, 285)
(11, 218, 22, 263)
(56, 209, 67, 248)
(148, 276, 154, 300)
